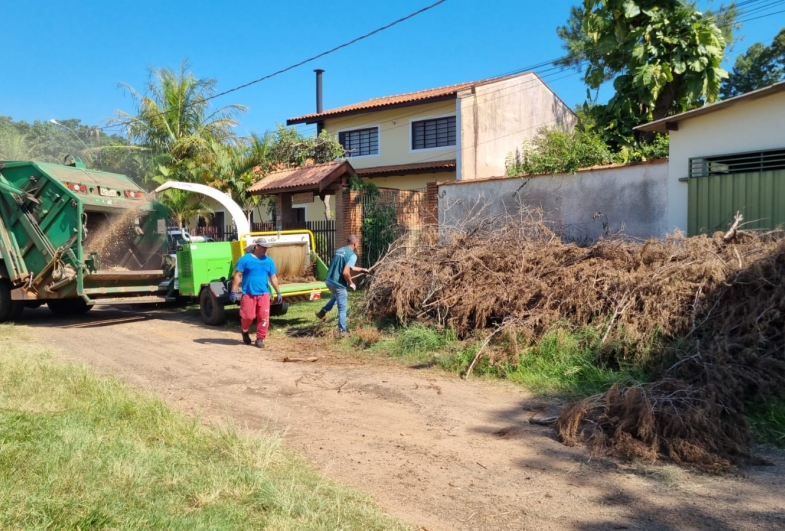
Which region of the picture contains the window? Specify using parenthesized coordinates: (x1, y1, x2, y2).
(411, 116, 456, 150)
(339, 127, 378, 157)
(689, 148, 785, 178)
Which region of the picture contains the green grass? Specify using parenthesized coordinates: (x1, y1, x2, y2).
(0, 325, 407, 531)
(748, 399, 785, 448)
(437, 326, 646, 397)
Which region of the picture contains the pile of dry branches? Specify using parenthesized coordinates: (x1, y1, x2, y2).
(363, 212, 785, 470)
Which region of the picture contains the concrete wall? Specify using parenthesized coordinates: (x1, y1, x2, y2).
(439, 160, 669, 242)
(667, 91, 785, 232)
(323, 100, 457, 169)
(457, 73, 577, 181)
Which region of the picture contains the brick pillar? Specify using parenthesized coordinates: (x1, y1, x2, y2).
(335, 185, 363, 263)
(425, 181, 439, 226)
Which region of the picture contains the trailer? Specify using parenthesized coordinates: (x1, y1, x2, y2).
(0, 160, 171, 322)
(153, 181, 332, 326)
(174, 230, 331, 326)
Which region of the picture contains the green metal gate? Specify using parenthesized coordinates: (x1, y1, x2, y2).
(688, 170, 785, 235)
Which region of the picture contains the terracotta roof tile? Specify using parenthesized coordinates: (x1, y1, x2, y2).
(287, 72, 532, 125)
(356, 160, 456, 177)
(246, 161, 355, 195)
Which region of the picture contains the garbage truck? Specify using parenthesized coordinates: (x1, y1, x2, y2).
(0, 160, 330, 324)
(0, 159, 171, 322)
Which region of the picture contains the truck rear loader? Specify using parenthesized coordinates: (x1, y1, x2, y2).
(0, 160, 170, 322)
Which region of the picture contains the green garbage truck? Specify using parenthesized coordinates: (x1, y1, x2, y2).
(0, 159, 171, 322)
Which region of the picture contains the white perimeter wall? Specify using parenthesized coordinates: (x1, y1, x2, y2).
(667, 91, 785, 232)
(439, 160, 669, 242)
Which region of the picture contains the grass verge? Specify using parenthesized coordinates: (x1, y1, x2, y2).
(0, 324, 406, 531)
(747, 400, 785, 447)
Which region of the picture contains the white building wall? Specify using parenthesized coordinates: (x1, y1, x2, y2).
(439, 160, 669, 241)
(457, 73, 577, 181)
(667, 91, 785, 232)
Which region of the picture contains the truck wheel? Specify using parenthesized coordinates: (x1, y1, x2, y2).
(48, 298, 92, 315)
(8, 301, 24, 321)
(270, 302, 289, 316)
(200, 288, 225, 326)
(0, 280, 12, 322)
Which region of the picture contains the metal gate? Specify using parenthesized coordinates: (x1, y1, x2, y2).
(687, 170, 785, 235)
(360, 188, 427, 268)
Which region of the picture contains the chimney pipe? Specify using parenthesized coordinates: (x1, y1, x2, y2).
(314, 69, 324, 114)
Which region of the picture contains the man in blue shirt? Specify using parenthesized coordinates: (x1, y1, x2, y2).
(316, 234, 367, 334)
(230, 237, 282, 348)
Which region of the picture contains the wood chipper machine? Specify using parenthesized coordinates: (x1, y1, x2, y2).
(0, 160, 171, 322)
(154, 181, 332, 326)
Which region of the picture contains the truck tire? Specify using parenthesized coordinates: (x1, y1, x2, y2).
(270, 302, 289, 316)
(8, 300, 24, 321)
(48, 298, 92, 315)
(0, 280, 13, 322)
(200, 288, 225, 326)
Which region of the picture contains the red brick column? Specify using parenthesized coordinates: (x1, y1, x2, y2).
(335, 185, 363, 263)
(425, 181, 439, 226)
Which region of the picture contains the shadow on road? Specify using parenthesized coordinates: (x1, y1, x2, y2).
(193, 337, 243, 346)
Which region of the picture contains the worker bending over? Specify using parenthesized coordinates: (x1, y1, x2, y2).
(230, 237, 282, 348)
(316, 234, 368, 335)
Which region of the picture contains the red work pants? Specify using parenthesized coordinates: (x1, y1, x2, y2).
(239, 293, 270, 339)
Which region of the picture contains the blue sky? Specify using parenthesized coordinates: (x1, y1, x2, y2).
(1, 0, 783, 138)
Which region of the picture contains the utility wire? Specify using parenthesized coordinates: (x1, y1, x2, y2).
(102, 0, 782, 136)
(102, 0, 448, 131)
(296, 3, 784, 138)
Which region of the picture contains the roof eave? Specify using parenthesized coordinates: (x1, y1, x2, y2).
(634, 80, 785, 134)
(286, 93, 458, 125)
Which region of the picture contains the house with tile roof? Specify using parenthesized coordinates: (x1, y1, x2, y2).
(190, 72, 578, 232)
(285, 71, 577, 219)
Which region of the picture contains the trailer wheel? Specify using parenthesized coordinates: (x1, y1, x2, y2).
(200, 288, 225, 326)
(270, 302, 289, 316)
(48, 298, 92, 315)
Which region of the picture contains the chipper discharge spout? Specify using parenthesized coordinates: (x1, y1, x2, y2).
(0, 160, 170, 322)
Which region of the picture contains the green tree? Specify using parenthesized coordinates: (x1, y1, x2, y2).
(557, 0, 734, 145)
(506, 126, 615, 176)
(112, 60, 246, 168)
(721, 28, 785, 98)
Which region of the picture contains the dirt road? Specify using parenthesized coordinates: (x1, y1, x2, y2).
(18, 306, 785, 531)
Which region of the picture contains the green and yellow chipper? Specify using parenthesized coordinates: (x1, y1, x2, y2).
(153, 181, 331, 326)
(0, 161, 330, 324)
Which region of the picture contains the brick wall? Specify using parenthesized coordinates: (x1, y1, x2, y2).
(335, 185, 362, 262)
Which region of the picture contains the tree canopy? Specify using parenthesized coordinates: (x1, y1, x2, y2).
(0, 116, 130, 171)
(557, 0, 735, 145)
(721, 27, 785, 98)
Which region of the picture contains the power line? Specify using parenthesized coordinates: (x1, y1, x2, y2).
(295, 0, 783, 136)
(102, 0, 782, 139)
(102, 0, 448, 132)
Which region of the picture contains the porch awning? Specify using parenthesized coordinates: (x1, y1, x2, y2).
(247, 160, 356, 196)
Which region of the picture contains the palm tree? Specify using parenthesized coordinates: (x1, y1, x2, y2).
(0, 130, 36, 160)
(111, 60, 246, 166)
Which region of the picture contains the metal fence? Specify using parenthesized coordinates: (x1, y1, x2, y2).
(360, 188, 427, 268)
(192, 220, 336, 263)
